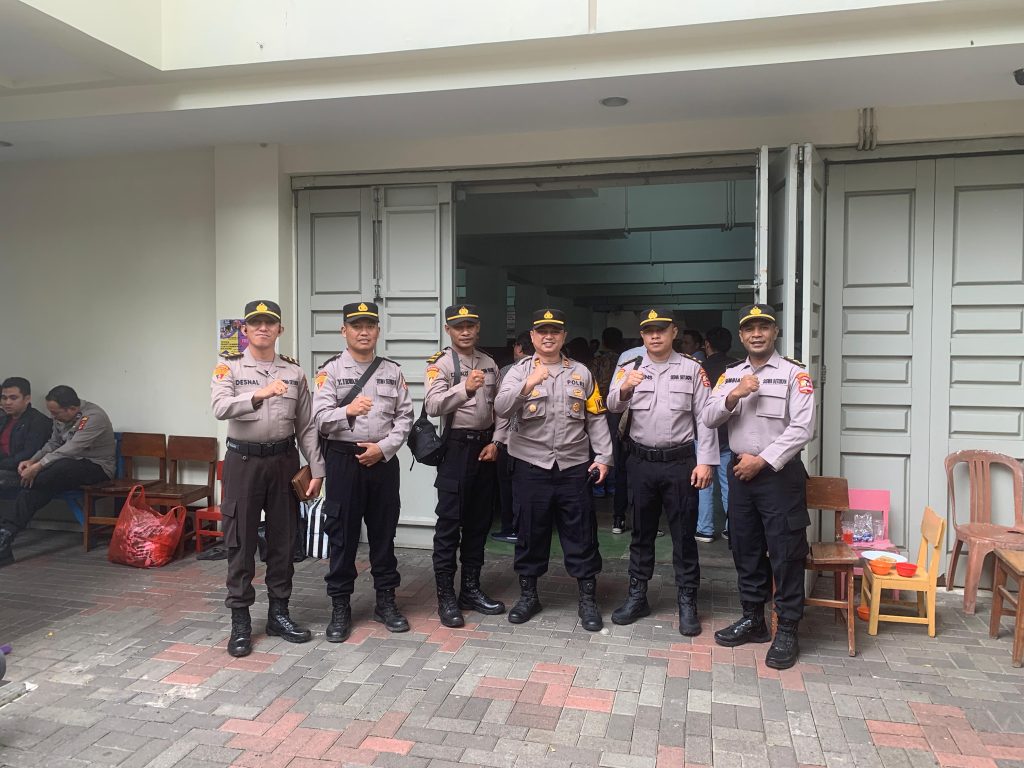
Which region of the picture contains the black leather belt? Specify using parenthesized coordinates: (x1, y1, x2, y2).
(326, 440, 367, 455)
(447, 428, 494, 443)
(227, 436, 295, 457)
(626, 440, 695, 462)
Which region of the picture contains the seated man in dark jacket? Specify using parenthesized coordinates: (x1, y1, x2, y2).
(0, 377, 52, 489)
(0, 385, 115, 566)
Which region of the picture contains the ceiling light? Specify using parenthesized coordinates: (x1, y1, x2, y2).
(600, 97, 628, 107)
(0, 141, 12, 148)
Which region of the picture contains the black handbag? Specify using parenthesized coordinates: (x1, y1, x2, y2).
(408, 350, 461, 467)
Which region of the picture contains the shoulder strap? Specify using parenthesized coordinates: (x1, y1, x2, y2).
(338, 356, 384, 408)
(619, 355, 645, 440)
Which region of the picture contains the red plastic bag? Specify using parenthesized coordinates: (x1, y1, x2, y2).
(107, 485, 185, 568)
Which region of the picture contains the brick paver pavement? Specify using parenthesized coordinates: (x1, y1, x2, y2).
(2, 531, 1024, 768)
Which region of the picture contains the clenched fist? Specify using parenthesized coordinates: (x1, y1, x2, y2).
(346, 395, 374, 417)
(254, 379, 288, 403)
(733, 374, 760, 399)
(523, 365, 549, 393)
(465, 369, 486, 394)
(619, 369, 645, 396)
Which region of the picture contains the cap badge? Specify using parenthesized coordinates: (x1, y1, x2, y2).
(750, 306, 762, 316)
(458, 306, 469, 316)
(543, 310, 553, 320)
(357, 303, 368, 312)
(648, 309, 658, 319)
(256, 302, 268, 313)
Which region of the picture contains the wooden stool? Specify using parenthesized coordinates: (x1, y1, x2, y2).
(989, 549, 1024, 668)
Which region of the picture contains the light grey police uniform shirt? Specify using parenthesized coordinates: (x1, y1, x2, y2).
(702, 351, 814, 471)
(423, 348, 507, 443)
(494, 355, 613, 469)
(606, 352, 719, 465)
(31, 399, 116, 479)
(311, 350, 414, 462)
(210, 348, 325, 476)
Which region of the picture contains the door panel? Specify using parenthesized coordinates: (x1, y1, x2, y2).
(823, 161, 935, 548)
(799, 144, 825, 476)
(298, 185, 452, 544)
(931, 156, 1024, 538)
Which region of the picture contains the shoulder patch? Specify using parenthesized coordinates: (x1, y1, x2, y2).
(725, 359, 745, 369)
(784, 356, 806, 368)
(219, 351, 243, 360)
(317, 353, 341, 371)
(279, 354, 299, 366)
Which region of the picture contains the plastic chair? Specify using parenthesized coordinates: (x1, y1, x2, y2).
(194, 461, 223, 554)
(861, 506, 946, 637)
(944, 450, 1024, 614)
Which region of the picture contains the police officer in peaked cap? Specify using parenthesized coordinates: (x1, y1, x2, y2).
(606, 308, 719, 636)
(423, 304, 506, 628)
(312, 301, 414, 641)
(211, 299, 325, 658)
(494, 308, 614, 632)
(703, 304, 815, 670)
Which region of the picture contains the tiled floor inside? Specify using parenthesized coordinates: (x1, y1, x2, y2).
(1, 527, 1023, 768)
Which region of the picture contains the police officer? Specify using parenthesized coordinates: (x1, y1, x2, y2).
(211, 300, 324, 658)
(424, 304, 505, 628)
(313, 301, 414, 642)
(606, 309, 718, 636)
(494, 308, 613, 631)
(703, 304, 815, 670)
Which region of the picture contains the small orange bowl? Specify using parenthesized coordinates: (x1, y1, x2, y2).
(895, 562, 918, 577)
(868, 558, 894, 576)
(856, 604, 870, 621)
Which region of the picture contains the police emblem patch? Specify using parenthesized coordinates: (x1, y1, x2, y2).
(315, 370, 328, 389)
(213, 362, 230, 381)
(796, 371, 814, 394)
(699, 369, 711, 388)
(714, 373, 726, 391)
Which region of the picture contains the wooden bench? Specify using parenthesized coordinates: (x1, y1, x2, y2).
(990, 549, 1024, 668)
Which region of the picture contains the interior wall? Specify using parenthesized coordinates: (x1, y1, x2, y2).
(0, 150, 216, 438)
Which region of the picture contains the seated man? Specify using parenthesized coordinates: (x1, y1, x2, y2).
(0, 386, 115, 566)
(0, 377, 52, 489)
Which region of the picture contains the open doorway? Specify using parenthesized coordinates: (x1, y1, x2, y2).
(454, 171, 757, 556)
(454, 172, 757, 366)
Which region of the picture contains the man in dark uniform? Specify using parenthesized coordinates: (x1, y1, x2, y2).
(703, 304, 815, 670)
(606, 309, 718, 636)
(211, 300, 324, 658)
(424, 304, 505, 627)
(312, 301, 414, 642)
(0, 377, 52, 490)
(494, 308, 613, 632)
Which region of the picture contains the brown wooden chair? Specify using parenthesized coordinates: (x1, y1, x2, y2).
(944, 450, 1024, 614)
(145, 436, 218, 557)
(990, 549, 1024, 667)
(82, 432, 167, 552)
(802, 476, 859, 656)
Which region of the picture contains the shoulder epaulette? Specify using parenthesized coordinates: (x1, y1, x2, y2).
(425, 348, 449, 364)
(219, 351, 243, 360)
(680, 353, 699, 363)
(784, 356, 806, 368)
(725, 359, 745, 369)
(379, 356, 400, 367)
(279, 354, 299, 365)
(317, 353, 341, 371)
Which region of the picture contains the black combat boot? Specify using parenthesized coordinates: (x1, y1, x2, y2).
(458, 566, 505, 615)
(266, 599, 312, 643)
(325, 596, 352, 643)
(611, 577, 650, 625)
(677, 588, 702, 637)
(714, 601, 771, 647)
(227, 607, 252, 657)
(765, 618, 800, 670)
(373, 588, 409, 632)
(0, 528, 14, 568)
(436, 572, 465, 628)
(507, 575, 542, 624)
(577, 577, 603, 632)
